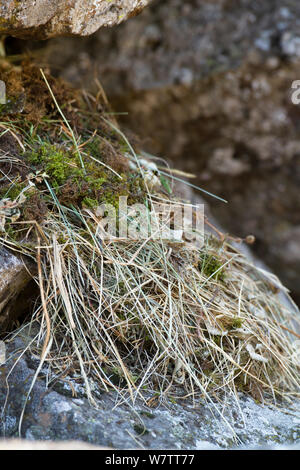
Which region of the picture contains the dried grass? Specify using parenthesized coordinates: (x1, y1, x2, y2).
(14, 218, 299, 407)
(0, 64, 299, 421)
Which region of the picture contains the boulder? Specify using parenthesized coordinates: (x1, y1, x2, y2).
(0, 332, 299, 449)
(0, 248, 35, 332)
(0, 0, 150, 39)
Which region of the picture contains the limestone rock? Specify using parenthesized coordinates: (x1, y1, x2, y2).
(0, 0, 150, 39)
(0, 332, 299, 449)
(0, 248, 35, 332)
(0, 439, 110, 450)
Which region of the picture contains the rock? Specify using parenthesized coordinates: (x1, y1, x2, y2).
(39, 0, 300, 303)
(0, 0, 150, 39)
(41, 0, 300, 92)
(0, 439, 110, 450)
(0, 248, 35, 332)
(0, 332, 299, 449)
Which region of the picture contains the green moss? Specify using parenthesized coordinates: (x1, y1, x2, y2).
(5, 224, 19, 240)
(198, 252, 226, 281)
(169, 397, 177, 404)
(101, 189, 122, 209)
(82, 197, 99, 209)
(27, 142, 84, 188)
(25, 139, 145, 215)
(133, 424, 149, 436)
(0, 62, 147, 244)
(139, 411, 155, 419)
(119, 141, 131, 154)
(212, 336, 221, 346)
(0, 181, 26, 200)
(231, 317, 243, 329)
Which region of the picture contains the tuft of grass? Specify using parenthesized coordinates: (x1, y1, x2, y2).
(0, 61, 299, 438)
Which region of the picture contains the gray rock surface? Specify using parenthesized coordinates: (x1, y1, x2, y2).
(0, 438, 109, 450)
(0, 0, 150, 39)
(0, 332, 299, 450)
(0, 248, 35, 332)
(44, 0, 300, 92)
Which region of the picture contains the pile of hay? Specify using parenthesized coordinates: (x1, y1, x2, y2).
(0, 61, 299, 410)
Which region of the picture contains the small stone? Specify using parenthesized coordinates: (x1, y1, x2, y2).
(0, 248, 36, 332)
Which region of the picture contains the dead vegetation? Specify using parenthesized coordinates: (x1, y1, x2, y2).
(0, 60, 299, 417)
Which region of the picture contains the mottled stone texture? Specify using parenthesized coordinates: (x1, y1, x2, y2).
(0, 0, 150, 39)
(0, 332, 299, 449)
(0, 439, 109, 450)
(0, 248, 35, 332)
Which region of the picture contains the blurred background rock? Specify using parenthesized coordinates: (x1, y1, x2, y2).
(6, 0, 300, 304)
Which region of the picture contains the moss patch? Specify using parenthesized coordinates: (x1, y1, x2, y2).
(198, 252, 226, 281)
(0, 59, 147, 240)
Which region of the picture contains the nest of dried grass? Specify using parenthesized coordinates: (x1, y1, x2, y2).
(0, 61, 299, 415)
